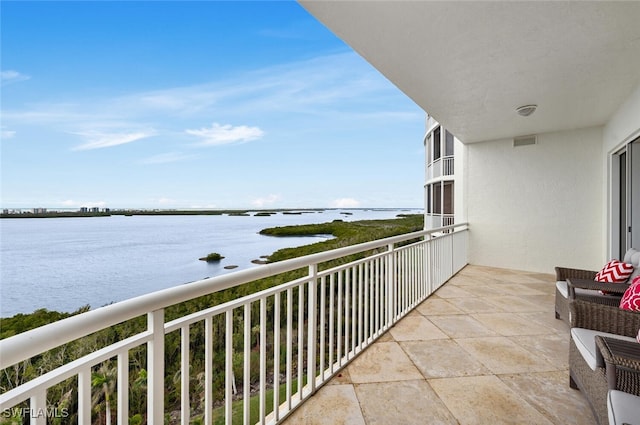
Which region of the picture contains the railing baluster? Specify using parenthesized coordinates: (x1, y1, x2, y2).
(319, 274, 326, 381)
(387, 243, 394, 327)
(30, 389, 46, 425)
(351, 266, 356, 354)
(117, 351, 129, 425)
(374, 257, 380, 336)
(243, 304, 251, 425)
(78, 367, 91, 425)
(297, 283, 304, 401)
(273, 292, 281, 422)
(286, 288, 293, 410)
(181, 325, 190, 425)
(337, 270, 343, 367)
(357, 263, 363, 350)
(204, 316, 213, 425)
(411, 247, 416, 307)
(225, 311, 233, 425)
(147, 309, 165, 425)
(401, 250, 406, 313)
(307, 264, 318, 395)
(259, 298, 267, 424)
(328, 273, 335, 374)
(344, 269, 350, 360)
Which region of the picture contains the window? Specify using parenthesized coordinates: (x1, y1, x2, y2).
(433, 184, 442, 214)
(614, 137, 640, 258)
(445, 131, 454, 156)
(443, 181, 454, 214)
(433, 127, 441, 161)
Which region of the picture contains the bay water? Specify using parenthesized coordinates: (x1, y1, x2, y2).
(0, 209, 417, 317)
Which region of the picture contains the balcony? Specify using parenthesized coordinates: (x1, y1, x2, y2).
(0, 224, 469, 424)
(426, 156, 454, 182)
(280, 265, 595, 425)
(425, 214, 455, 232)
(0, 222, 607, 424)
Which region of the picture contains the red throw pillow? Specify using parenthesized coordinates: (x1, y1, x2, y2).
(620, 276, 640, 311)
(595, 259, 634, 282)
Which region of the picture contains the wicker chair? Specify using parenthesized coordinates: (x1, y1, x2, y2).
(554, 270, 629, 322)
(555, 248, 640, 322)
(568, 300, 640, 425)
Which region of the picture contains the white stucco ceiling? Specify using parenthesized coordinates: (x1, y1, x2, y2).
(299, 1, 640, 143)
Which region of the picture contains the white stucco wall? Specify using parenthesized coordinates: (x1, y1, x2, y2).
(454, 138, 466, 226)
(603, 85, 640, 153)
(603, 84, 640, 258)
(465, 127, 604, 273)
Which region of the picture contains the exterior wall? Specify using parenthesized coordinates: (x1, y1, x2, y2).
(603, 85, 640, 153)
(465, 127, 604, 273)
(603, 85, 640, 258)
(454, 137, 466, 225)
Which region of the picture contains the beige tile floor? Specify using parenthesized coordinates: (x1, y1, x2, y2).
(281, 265, 596, 425)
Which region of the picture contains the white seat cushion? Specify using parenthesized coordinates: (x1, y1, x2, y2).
(556, 281, 569, 298)
(623, 247, 638, 264)
(571, 328, 637, 371)
(608, 390, 640, 425)
(627, 251, 640, 281)
(556, 280, 612, 299)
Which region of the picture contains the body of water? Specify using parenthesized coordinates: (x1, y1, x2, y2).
(0, 209, 418, 317)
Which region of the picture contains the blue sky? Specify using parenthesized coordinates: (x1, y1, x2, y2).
(1, 1, 426, 210)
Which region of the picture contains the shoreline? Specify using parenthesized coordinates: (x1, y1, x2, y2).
(0, 207, 419, 219)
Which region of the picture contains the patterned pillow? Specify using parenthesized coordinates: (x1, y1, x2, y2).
(619, 276, 640, 311)
(595, 260, 635, 282)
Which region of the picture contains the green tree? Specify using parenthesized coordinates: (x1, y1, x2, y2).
(92, 363, 117, 425)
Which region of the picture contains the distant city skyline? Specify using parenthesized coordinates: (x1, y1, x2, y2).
(1, 1, 425, 210)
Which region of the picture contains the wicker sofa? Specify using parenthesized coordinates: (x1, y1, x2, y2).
(569, 300, 640, 425)
(608, 390, 640, 425)
(555, 248, 640, 322)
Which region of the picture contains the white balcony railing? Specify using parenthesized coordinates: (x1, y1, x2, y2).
(0, 223, 468, 425)
(426, 156, 454, 181)
(426, 214, 455, 231)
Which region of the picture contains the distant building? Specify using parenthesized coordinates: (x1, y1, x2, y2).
(80, 207, 88, 213)
(32, 208, 47, 214)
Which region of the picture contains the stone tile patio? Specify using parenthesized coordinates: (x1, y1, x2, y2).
(280, 265, 596, 425)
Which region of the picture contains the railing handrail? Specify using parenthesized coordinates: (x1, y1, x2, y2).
(0, 222, 467, 370)
(426, 154, 454, 166)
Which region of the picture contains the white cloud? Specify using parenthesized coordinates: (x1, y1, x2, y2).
(1, 70, 30, 86)
(139, 152, 194, 165)
(1, 127, 16, 139)
(186, 122, 264, 146)
(330, 198, 361, 208)
(251, 194, 281, 208)
(72, 130, 155, 151)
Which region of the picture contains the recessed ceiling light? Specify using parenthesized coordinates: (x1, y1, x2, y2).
(516, 105, 537, 117)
